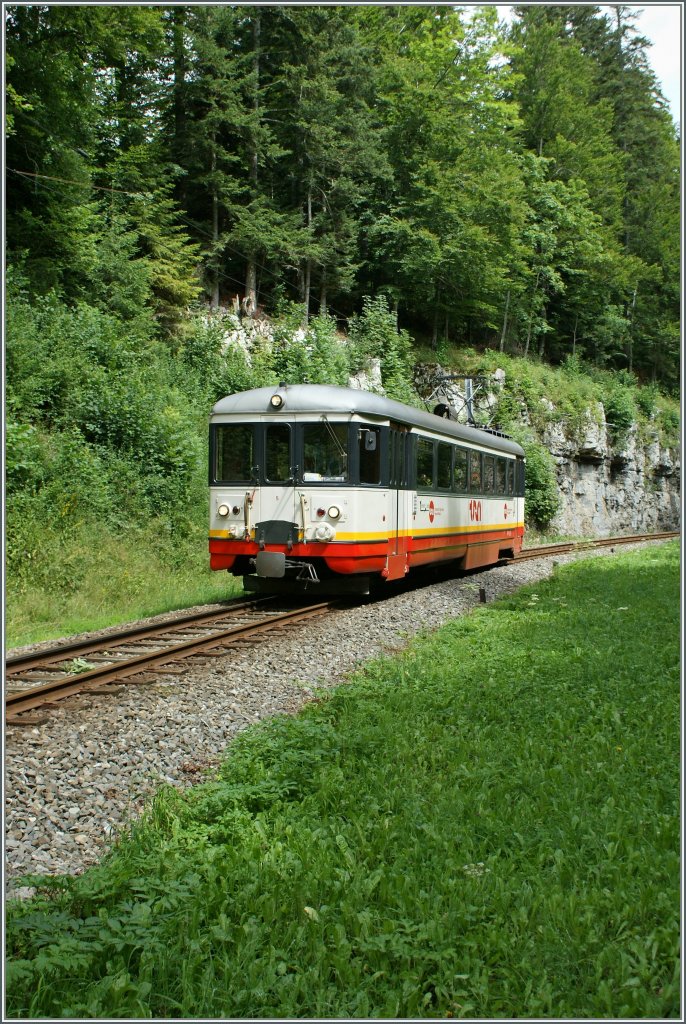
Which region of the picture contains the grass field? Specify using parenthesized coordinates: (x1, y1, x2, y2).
(6, 522, 243, 649)
(6, 542, 680, 1019)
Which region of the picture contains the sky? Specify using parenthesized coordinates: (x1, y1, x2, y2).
(496, 4, 682, 129)
(631, 4, 682, 126)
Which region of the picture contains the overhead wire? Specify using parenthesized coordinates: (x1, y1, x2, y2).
(7, 166, 251, 293)
(9, 110, 349, 314)
(7, 162, 353, 324)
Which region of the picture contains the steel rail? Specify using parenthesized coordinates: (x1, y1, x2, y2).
(5, 601, 334, 721)
(513, 531, 679, 562)
(5, 531, 677, 722)
(5, 596, 276, 675)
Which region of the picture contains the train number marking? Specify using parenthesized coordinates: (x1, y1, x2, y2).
(469, 499, 482, 522)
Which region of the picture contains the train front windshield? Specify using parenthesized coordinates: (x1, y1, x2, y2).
(302, 423, 348, 481)
(212, 421, 351, 485)
(213, 424, 255, 483)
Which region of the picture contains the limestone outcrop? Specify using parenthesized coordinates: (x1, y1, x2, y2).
(414, 364, 680, 537)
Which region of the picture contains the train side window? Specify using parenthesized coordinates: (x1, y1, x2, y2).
(416, 438, 434, 489)
(517, 458, 526, 496)
(359, 425, 381, 484)
(483, 454, 495, 493)
(506, 461, 515, 496)
(265, 424, 291, 482)
(453, 447, 469, 492)
(213, 424, 254, 483)
(496, 457, 507, 494)
(469, 450, 482, 491)
(437, 442, 452, 490)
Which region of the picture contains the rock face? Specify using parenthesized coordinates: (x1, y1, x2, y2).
(550, 425, 680, 537)
(414, 363, 680, 537)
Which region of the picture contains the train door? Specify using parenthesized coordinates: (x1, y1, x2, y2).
(515, 456, 526, 548)
(260, 421, 297, 534)
(387, 425, 410, 579)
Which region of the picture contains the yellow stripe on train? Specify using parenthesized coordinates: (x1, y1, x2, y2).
(210, 522, 524, 542)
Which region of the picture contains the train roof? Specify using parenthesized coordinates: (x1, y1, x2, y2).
(211, 384, 525, 457)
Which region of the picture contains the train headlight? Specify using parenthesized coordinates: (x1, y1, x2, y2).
(217, 504, 230, 517)
(270, 393, 284, 409)
(327, 505, 341, 520)
(232, 505, 241, 516)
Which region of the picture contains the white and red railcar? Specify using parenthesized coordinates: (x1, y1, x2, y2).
(209, 384, 525, 594)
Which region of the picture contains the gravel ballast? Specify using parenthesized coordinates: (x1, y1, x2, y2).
(4, 544, 670, 897)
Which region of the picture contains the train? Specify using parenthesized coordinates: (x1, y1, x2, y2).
(209, 383, 525, 595)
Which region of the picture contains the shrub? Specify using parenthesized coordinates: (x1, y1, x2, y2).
(305, 314, 350, 385)
(634, 383, 659, 419)
(348, 296, 415, 402)
(522, 438, 561, 530)
(5, 421, 44, 492)
(602, 385, 637, 448)
(506, 427, 561, 531)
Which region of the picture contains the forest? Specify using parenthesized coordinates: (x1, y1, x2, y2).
(4, 4, 681, 642)
(6, 4, 680, 382)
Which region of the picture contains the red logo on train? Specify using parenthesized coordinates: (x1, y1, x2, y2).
(429, 500, 435, 523)
(469, 499, 482, 522)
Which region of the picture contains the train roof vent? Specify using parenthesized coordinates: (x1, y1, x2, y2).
(476, 425, 513, 440)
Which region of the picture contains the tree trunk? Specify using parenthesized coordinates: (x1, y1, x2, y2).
(211, 143, 219, 310)
(523, 271, 541, 358)
(303, 261, 311, 324)
(626, 283, 637, 371)
(538, 297, 548, 358)
(303, 189, 312, 324)
(319, 277, 327, 316)
(499, 290, 510, 352)
(172, 8, 187, 205)
(244, 11, 261, 317)
(431, 283, 440, 349)
(245, 262, 257, 317)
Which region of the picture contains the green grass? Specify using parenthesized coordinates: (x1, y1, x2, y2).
(6, 521, 243, 648)
(6, 542, 680, 1018)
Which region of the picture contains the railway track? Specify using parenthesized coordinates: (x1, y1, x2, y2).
(5, 597, 336, 723)
(513, 530, 679, 562)
(5, 531, 678, 724)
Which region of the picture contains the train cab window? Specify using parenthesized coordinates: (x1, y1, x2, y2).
(302, 422, 348, 482)
(469, 451, 482, 491)
(516, 459, 525, 496)
(265, 424, 291, 482)
(390, 427, 407, 487)
(483, 455, 495, 493)
(496, 457, 507, 495)
(358, 425, 381, 484)
(213, 424, 254, 483)
(437, 443, 452, 490)
(416, 438, 434, 489)
(453, 448, 469, 492)
(506, 461, 515, 496)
